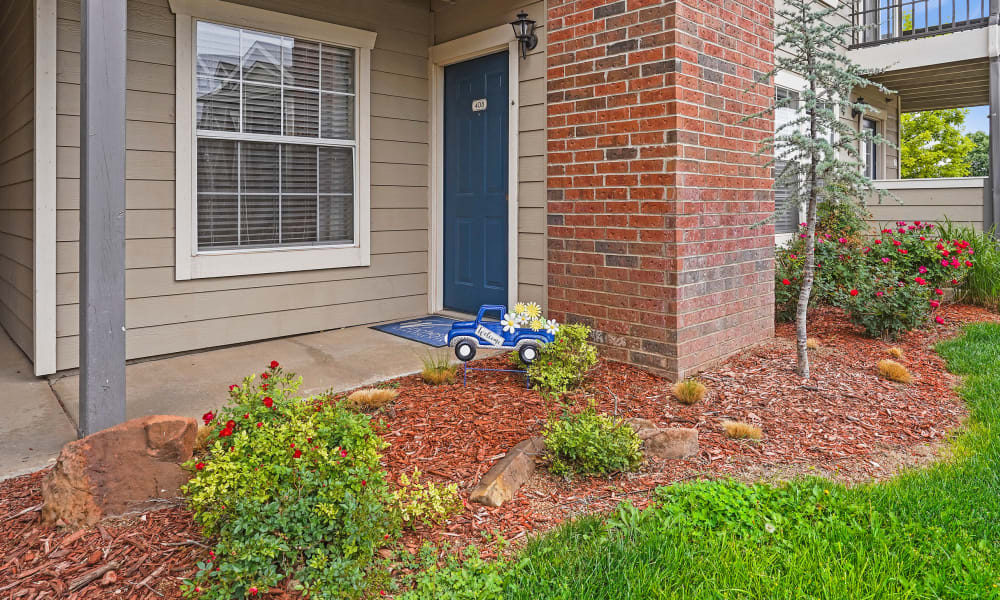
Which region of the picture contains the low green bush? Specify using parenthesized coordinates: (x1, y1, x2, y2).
(523, 323, 598, 398)
(939, 218, 1000, 310)
(181, 362, 398, 600)
(400, 544, 509, 600)
(392, 469, 463, 529)
(542, 406, 642, 477)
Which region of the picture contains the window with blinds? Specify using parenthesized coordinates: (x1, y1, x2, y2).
(774, 87, 800, 235)
(194, 21, 356, 251)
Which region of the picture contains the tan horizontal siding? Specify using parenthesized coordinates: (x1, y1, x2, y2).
(866, 183, 986, 230)
(433, 0, 547, 308)
(0, 0, 34, 358)
(54, 0, 433, 370)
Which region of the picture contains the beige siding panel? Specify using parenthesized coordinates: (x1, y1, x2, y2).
(518, 155, 545, 182)
(54, 0, 435, 369)
(57, 251, 428, 305)
(0, 0, 34, 358)
(866, 185, 986, 230)
(518, 258, 545, 286)
(518, 232, 545, 260)
(518, 181, 545, 208)
(371, 94, 427, 122)
(517, 283, 545, 306)
(56, 294, 427, 369)
(519, 208, 546, 234)
(520, 103, 545, 131)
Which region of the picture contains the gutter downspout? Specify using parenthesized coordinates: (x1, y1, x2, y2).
(988, 0, 1000, 234)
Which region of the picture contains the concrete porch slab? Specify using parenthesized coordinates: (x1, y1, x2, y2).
(0, 331, 77, 480)
(51, 322, 447, 427)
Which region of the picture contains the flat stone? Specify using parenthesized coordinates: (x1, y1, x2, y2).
(635, 427, 662, 441)
(41, 415, 197, 528)
(470, 436, 544, 508)
(643, 427, 699, 460)
(625, 417, 656, 432)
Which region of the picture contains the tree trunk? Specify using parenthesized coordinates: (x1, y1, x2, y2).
(795, 41, 820, 379)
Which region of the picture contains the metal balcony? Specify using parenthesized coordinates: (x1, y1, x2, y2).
(850, 0, 990, 48)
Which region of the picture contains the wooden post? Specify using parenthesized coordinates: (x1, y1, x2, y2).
(79, 0, 127, 437)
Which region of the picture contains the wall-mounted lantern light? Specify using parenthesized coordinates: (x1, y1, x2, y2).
(510, 11, 537, 59)
(851, 97, 865, 118)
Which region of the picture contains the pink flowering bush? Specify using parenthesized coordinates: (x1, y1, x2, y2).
(181, 362, 398, 600)
(776, 219, 973, 337)
(840, 221, 972, 338)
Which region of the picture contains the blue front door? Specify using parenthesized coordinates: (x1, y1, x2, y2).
(443, 51, 508, 315)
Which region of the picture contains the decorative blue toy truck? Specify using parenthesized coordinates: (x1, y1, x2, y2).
(448, 304, 557, 365)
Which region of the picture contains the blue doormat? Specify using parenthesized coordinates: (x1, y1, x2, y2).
(370, 316, 460, 347)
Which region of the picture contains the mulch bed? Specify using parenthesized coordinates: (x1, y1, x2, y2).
(2, 303, 997, 599)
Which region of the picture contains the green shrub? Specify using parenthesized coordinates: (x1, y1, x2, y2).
(542, 406, 642, 477)
(400, 544, 509, 600)
(939, 218, 1000, 310)
(525, 323, 598, 398)
(181, 362, 398, 600)
(392, 469, 463, 529)
(838, 262, 934, 339)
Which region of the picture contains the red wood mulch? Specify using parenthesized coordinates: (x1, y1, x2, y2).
(2, 303, 997, 598)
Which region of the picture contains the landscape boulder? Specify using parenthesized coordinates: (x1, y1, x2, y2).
(41, 415, 197, 527)
(643, 427, 699, 460)
(470, 436, 544, 508)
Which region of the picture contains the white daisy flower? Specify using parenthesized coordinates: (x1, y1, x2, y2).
(545, 319, 559, 335)
(501, 313, 519, 333)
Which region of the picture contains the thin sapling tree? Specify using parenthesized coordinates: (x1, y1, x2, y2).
(751, 0, 894, 377)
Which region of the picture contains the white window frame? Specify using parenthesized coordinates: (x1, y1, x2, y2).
(169, 0, 376, 280)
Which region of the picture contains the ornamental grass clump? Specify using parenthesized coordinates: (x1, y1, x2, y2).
(182, 361, 398, 600)
(877, 359, 912, 384)
(543, 405, 642, 478)
(806, 338, 820, 350)
(722, 420, 763, 441)
(887, 346, 905, 359)
(345, 387, 399, 412)
(671, 378, 707, 405)
(419, 350, 458, 385)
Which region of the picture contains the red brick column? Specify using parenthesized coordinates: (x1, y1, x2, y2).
(546, 0, 776, 379)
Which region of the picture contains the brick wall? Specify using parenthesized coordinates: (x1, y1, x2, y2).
(545, 0, 776, 380)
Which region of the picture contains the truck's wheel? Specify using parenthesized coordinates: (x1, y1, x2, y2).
(454, 340, 477, 362)
(518, 343, 540, 365)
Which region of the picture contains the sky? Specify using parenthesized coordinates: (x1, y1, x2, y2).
(964, 105, 989, 135)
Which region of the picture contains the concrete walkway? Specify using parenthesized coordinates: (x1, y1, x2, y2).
(0, 332, 76, 479)
(1, 321, 454, 480)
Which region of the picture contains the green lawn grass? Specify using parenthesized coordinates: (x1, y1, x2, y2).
(403, 324, 1000, 600)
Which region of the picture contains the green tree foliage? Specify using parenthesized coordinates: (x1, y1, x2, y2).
(901, 109, 975, 178)
(968, 130, 989, 177)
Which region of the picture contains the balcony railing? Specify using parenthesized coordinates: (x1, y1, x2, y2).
(850, 0, 990, 48)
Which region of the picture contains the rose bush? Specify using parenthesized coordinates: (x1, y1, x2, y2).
(776, 219, 972, 338)
(181, 362, 398, 600)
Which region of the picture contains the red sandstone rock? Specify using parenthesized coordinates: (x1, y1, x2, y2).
(41, 415, 197, 527)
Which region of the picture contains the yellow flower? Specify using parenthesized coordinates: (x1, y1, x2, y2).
(530, 319, 544, 331)
(523, 302, 542, 319)
(512, 302, 528, 316)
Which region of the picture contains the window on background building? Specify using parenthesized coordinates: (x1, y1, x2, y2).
(774, 86, 801, 235)
(195, 21, 357, 251)
(861, 117, 878, 180)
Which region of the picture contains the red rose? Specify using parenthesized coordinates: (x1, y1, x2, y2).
(229, 384, 239, 392)
(225, 420, 235, 429)
(202, 411, 215, 425)
(219, 427, 232, 438)
(249, 588, 258, 596)
(256, 422, 263, 428)
(263, 397, 274, 408)
(243, 413, 249, 419)
(874, 239, 882, 245)
(196, 462, 205, 470)
(361, 480, 367, 486)
(262, 383, 269, 390)
(935, 289, 944, 296)
(293, 449, 302, 459)
(290, 443, 295, 448)
(936, 243, 944, 250)
(849, 289, 859, 296)
(270, 360, 279, 369)
(931, 300, 940, 308)
(782, 279, 791, 285)
(936, 316, 945, 325)
(340, 449, 347, 458)
(965, 261, 972, 267)
(261, 372, 269, 380)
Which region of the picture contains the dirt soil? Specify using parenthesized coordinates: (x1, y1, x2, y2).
(2, 303, 997, 599)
